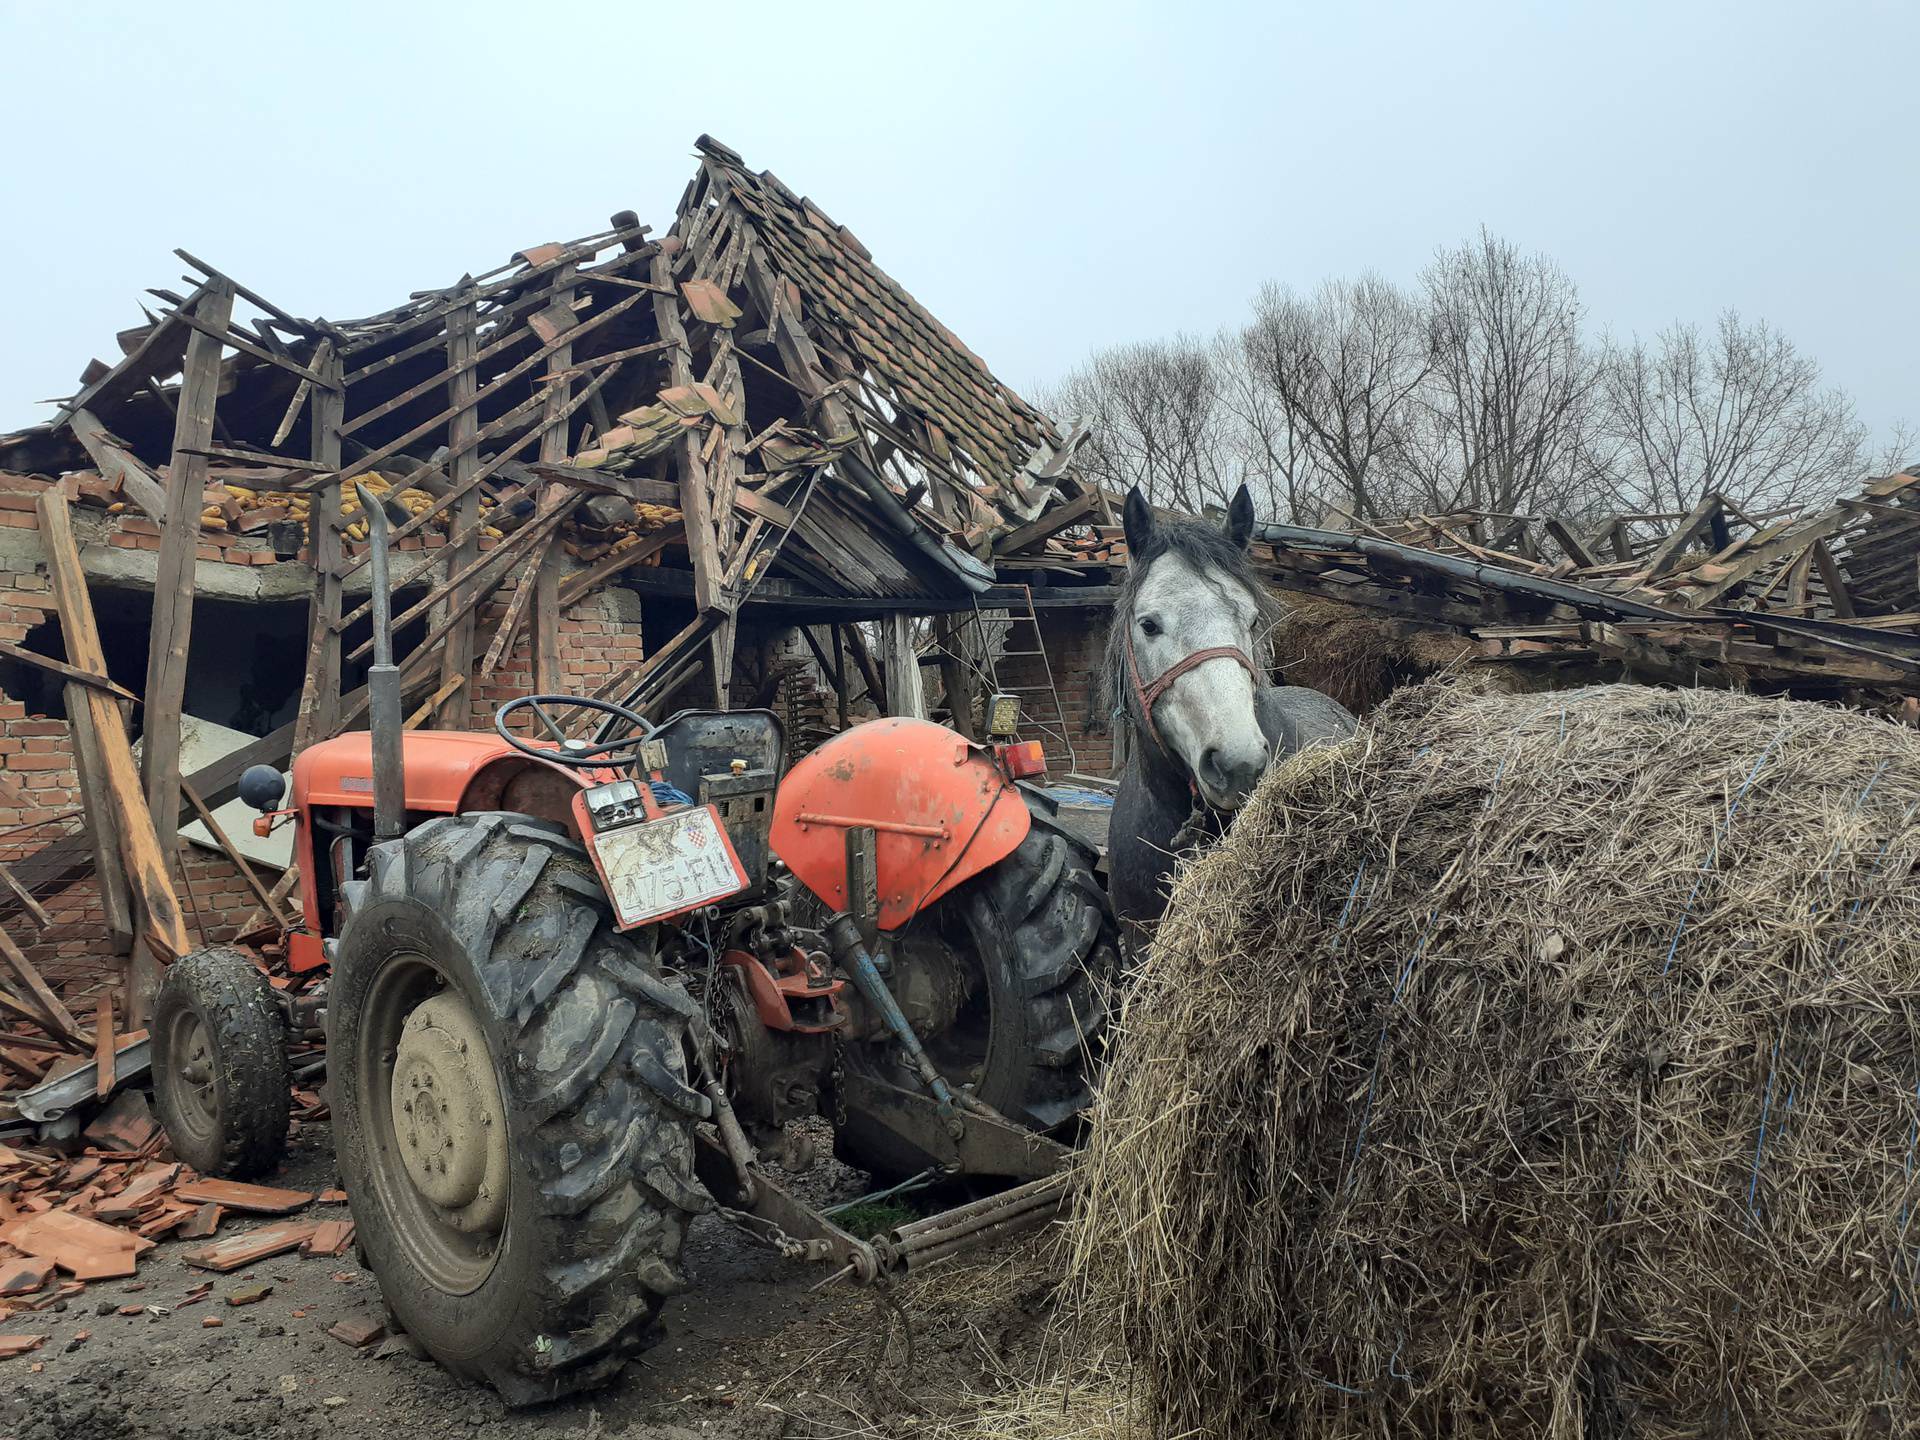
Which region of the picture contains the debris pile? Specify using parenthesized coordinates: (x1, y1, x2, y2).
(0, 1106, 348, 1333)
(1070, 681, 1920, 1439)
(1256, 472, 1920, 706)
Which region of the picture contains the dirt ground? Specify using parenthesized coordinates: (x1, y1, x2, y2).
(0, 1121, 1064, 1440)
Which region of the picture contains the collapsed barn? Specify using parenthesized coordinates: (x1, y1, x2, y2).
(0, 136, 1122, 1108)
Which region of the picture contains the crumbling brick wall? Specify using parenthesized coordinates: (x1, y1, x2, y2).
(0, 471, 652, 1006)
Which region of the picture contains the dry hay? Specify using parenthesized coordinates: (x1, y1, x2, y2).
(1069, 681, 1920, 1439)
(1271, 597, 1483, 712)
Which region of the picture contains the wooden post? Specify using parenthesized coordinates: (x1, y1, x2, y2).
(142, 278, 233, 895)
(38, 491, 192, 1024)
(830, 626, 850, 729)
(879, 614, 926, 719)
(933, 614, 976, 740)
(435, 297, 481, 723)
(533, 266, 575, 694)
(293, 347, 345, 751)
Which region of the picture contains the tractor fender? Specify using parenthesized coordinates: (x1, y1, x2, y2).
(771, 718, 1030, 930)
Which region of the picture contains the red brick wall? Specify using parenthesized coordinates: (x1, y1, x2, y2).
(998, 606, 1114, 777)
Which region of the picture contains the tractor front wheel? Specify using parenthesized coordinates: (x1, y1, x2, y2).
(833, 799, 1118, 1180)
(331, 813, 709, 1406)
(152, 945, 290, 1179)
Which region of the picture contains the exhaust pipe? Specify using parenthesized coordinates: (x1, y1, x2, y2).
(353, 482, 408, 842)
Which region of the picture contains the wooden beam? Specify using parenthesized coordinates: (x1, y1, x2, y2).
(293, 347, 346, 751)
(1543, 516, 1602, 570)
(0, 640, 136, 703)
(534, 265, 576, 694)
(142, 279, 234, 919)
(181, 781, 287, 923)
(0, 921, 82, 1046)
(39, 489, 192, 1024)
(93, 994, 115, 1101)
(1811, 540, 1856, 619)
(1690, 509, 1852, 607)
(434, 297, 483, 725)
(649, 250, 724, 615)
(67, 410, 170, 524)
(556, 523, 684, 609)
(879, 614, 927, 719)
(993, 489, 1098, 555)
(1641, 492, 1724, 581)
(0, 860, 52, 930)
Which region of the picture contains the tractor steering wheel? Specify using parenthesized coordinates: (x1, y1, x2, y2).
(493, 694, 658, 769)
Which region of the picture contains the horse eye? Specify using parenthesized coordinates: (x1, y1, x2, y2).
(1139, 616, 1161, 638)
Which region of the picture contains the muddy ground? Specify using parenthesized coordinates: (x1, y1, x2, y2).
(0, 1121, 1064, 1440)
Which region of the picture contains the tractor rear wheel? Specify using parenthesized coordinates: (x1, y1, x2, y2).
(331, 813, 710, 1406)
(152, 945, 290, 1179)
(833, 799, 1118, 1180)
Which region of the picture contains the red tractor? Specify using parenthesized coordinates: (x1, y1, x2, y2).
(149, 487, 1114, 1404)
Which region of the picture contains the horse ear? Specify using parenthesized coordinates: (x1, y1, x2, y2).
(1122, 486, 1155, 557)
(1226, 483, 1255, 550)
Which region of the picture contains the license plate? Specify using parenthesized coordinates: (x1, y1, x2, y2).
(588, 805, 748, 929)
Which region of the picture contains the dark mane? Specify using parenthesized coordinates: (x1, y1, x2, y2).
(1100, 514, 1283, 754)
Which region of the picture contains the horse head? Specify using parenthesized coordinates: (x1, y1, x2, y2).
(1106, 483, 1281, 811)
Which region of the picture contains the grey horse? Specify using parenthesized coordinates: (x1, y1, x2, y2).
(1103, 484, 1356, 950)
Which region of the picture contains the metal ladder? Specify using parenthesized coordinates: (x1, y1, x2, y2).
(953, 586, 1076, 773)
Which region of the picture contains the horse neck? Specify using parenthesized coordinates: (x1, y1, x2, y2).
(1121, 705, 1193, 809)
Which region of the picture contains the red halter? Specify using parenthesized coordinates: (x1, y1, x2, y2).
(1125, 630, 1260, 756)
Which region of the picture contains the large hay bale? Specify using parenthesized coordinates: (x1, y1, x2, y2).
(1271, 597, 1485, 712)
(1071, 682, 1920, 1439)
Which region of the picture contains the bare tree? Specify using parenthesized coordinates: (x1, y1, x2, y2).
(1403, 229, 1606, 518)
(1240, 275, 1432, 523)
(1043, 336, 1246, 513)
(1870, 420, 1916, 480)
(1602, 310, 1868, 516)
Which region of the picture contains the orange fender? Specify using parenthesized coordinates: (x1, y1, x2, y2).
(771, 718, 1030, 930)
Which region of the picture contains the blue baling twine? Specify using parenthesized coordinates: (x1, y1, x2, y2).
(650, 781, 694, 808)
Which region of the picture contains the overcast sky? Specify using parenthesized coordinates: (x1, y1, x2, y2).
(2, 1, 1912, 452)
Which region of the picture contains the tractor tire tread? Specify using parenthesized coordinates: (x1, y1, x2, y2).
(152, 946, 290, 1180)
(338, 812, 699, 1407)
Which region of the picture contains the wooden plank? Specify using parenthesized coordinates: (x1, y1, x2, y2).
(141, 280, 234, 958)
(0, 640, 136, 703)
(270, 338, 329, 449)
(0, 921, 82, 1045)
(649, 250, 724, 615)
(293, 348, 345, 750)
(1811, 539, 1856, 619)
(181, 781, 286, 922)
(1691, 509, 1852, 607)
(37, 490, 191, 1020)
(403, 676, 466, 730)
(993, 489, 1099, 555)
(93, 995, 114, 1101)
(434, 297, 483, 725)
(478, 550, 544, 679)
(1543, 516, 1602, 570)
(52, 286, 202, 428)
(312, 289, 646, 495)
(342, 492, 580, 665)
(555, 522, 684, 609)
(0, 860, 52, 930)
(533, 264, 576, 695)
(330, 365, 614, 583)
(67, 410, 170, 524)
(1642, 492, 1724, 581)
(879, 614, 927, 719)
